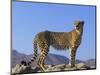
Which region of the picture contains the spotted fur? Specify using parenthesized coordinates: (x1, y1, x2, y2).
(30, 20, 84, 71)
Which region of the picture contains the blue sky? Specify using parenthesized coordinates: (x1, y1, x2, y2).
(12, 1, 96, 60)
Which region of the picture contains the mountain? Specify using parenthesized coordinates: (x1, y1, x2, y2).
(11, 50, 95, 68)
(11, 50, 30, 68)
(85, 59, 96, 67)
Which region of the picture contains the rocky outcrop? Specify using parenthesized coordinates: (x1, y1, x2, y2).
(11, 62, 95, 75)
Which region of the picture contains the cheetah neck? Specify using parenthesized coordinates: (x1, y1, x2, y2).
(74, 28, 82, 35)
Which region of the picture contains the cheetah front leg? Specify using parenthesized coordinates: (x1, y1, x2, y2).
(69, 47, 77, 67)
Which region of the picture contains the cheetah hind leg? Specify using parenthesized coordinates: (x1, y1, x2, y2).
(38, 54, 47, 72)
(38, 42, 49, 72)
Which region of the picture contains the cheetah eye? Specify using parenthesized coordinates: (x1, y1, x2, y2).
(76, 25, 80, 30)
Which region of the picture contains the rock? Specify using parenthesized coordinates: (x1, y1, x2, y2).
(11, 64, 39, 74)
(11, 63, 91, 74)
(75, 63, 90, 69)
(90, 66, 96, 69)
(64, 67, 77, 71)
(12, 64, 21, 74)
(45, 64, 65, 72)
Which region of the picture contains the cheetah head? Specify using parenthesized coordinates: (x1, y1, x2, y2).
(74, 20, 84, 34)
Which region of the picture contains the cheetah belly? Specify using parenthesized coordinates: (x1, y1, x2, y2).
(51, 40, 69, 50)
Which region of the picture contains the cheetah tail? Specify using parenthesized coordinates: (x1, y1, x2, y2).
(30, 39, 38, 63)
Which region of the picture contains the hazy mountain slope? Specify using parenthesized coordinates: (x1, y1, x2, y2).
(85, 59, 96, 67)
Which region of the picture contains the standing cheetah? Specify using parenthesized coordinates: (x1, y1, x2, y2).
(30, 20, 84, 71)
